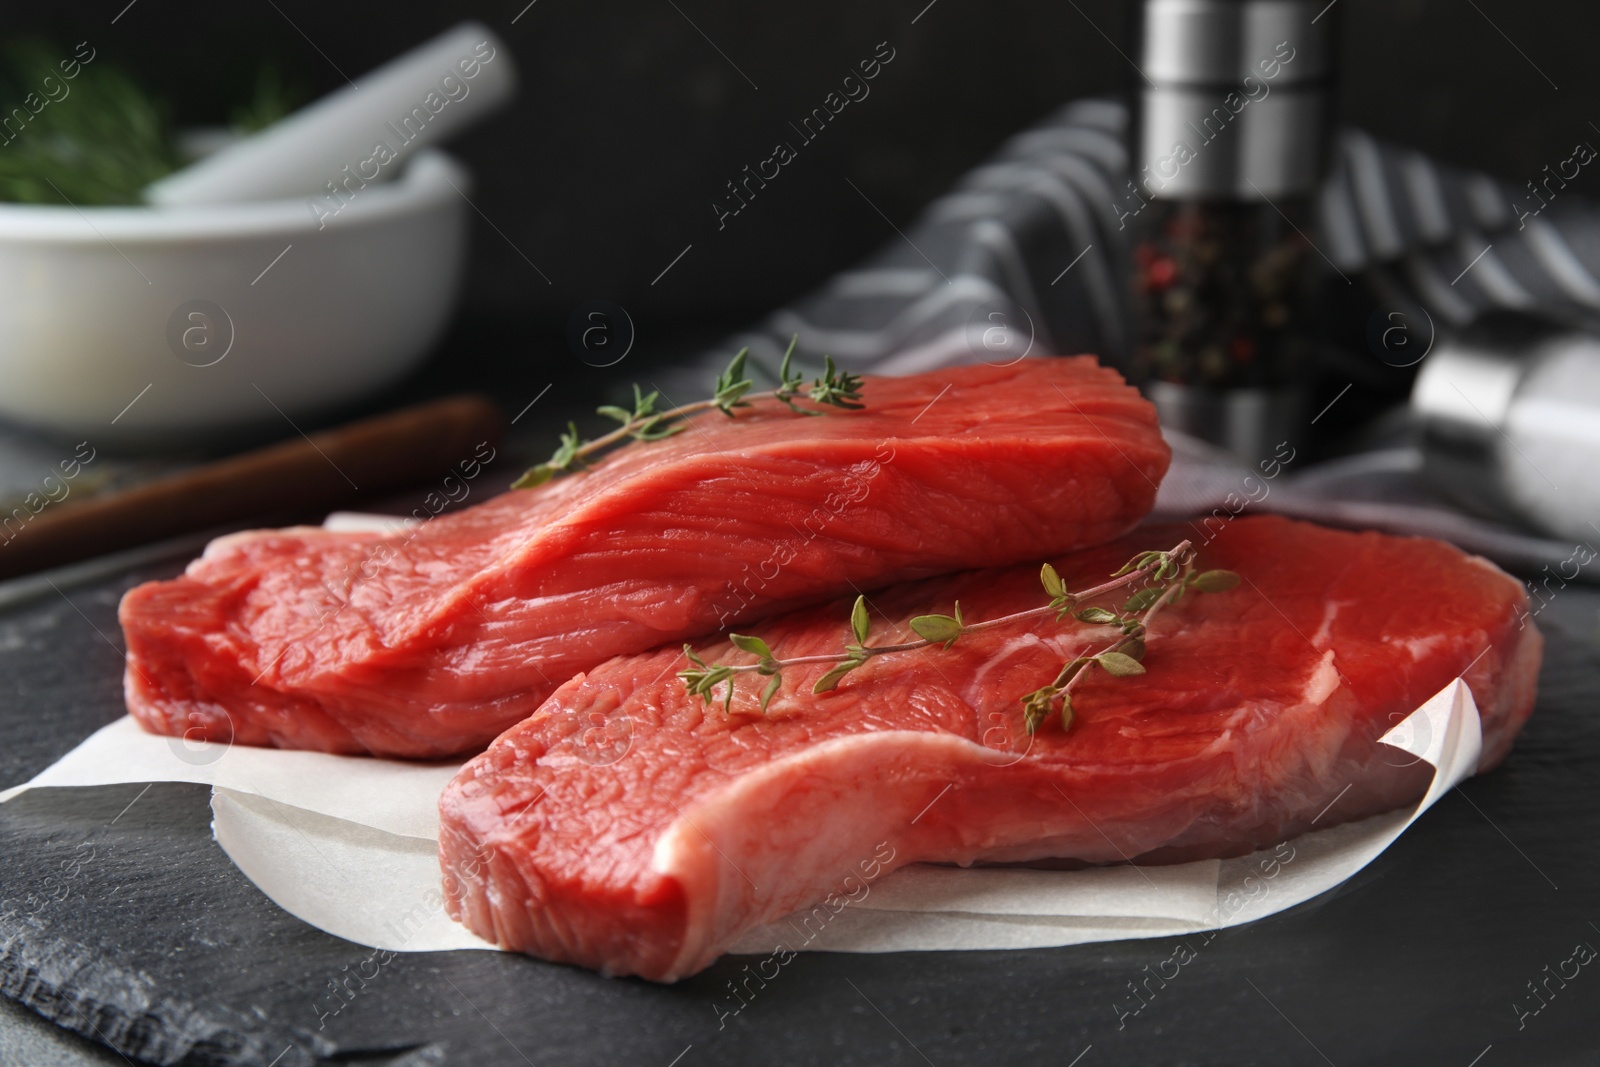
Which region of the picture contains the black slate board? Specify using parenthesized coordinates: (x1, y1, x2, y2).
(3, 559, 1600, 1066)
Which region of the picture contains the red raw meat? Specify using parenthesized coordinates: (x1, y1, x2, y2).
(119, 358, 1168, 758)
(437, 516, 1542, 981)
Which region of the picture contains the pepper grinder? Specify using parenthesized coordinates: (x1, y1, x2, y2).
(1126, 0, 1337, 461)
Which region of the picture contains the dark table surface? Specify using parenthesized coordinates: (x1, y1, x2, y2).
(2, 526, 1599, 1066)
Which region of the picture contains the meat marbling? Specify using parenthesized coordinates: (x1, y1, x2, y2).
(119, 358, 1169, 758)
(438, 516, 1542, 981)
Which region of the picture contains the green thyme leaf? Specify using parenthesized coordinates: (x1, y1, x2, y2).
(510, 464, 556, 489)
(1111, 550, 1160, 578)
(729, 634, 773, 660)
(760, 673, 783, 713)
(850, 595, 871, 645)
(909, 613, 963, 648)
(713, 348, 755, 415)
(774, 335, 826, 416)
(677, 656, 739, 708)
(1123, 587, 1163, 613)
(1058, 690, 1075, 733)
(1075, 606, 1119, 625)
(1190, 569, 1241, 593)
(1052, 657, 1092, 688)
(808, 355, 866, 410)
(1022, 686, 1056, 734)
(1096, 652, 1146, 677)
(813, 657, 864, 694)
(630, 415, 685, 442)
(778, 335, 802, 389)
(597, 405, 633, 425)
(1040, 563, 1065, 598)
(547, 423, 582, 470)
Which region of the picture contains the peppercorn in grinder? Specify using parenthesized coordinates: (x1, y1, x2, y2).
(1126, 0, 1337, 461)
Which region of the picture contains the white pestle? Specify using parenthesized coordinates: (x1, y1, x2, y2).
(144, 21, 516, 207)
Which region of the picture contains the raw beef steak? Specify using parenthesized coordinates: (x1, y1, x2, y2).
(120, 358, 1168, 757)
(438, 516, 1542, 980)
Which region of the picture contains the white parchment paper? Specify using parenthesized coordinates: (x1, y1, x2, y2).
(1, 679, 1480, 956)
(0, 511, 1484, 957)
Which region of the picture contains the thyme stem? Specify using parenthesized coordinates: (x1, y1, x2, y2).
(512, 338, 864, 489)
(1054, 557, 1192, 708)
(707, 540, 1193, 678)
(678, 538, 1239, 731)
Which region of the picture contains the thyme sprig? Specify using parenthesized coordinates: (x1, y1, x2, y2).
(678, 540, 1240, 732)
(1018, 553, 1238, 733)
(513, 338, 864, 489)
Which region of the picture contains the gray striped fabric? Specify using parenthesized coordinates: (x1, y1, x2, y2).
(683, 98, 1600, 385)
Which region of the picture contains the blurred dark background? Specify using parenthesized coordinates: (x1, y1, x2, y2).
(3, 0, 1594, 355)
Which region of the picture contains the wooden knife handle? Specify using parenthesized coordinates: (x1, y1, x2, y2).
(0, 395, 506, 581)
